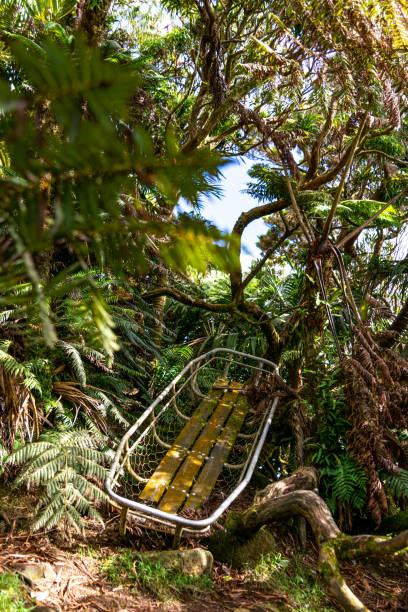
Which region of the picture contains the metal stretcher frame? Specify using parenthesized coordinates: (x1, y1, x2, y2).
(106, 348, 279, 535)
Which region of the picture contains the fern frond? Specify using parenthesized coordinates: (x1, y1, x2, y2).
(13, 448, 61, 484)
(0, 309, 15, 323)
(10, 428, 108, 535)
(32, 503, 65, 532)
(7, 441, 54, 465)
(387, 468, 408, 499)
(57, 341, 87, 386)
(66, 505, 84, 534)
(87, 505, 105, 526)
(323, 455, 367, 512)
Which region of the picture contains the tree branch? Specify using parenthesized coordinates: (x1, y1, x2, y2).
(230, 126, 392, 242)
(358, 149, 408, 167)
(143, 287, 235, 313)
(166, 45, 200, 133)
(231, 487, 367, 610)
(242, 231, 293, 289)
(305, 97, 337, 181)
(378, 295, 408, 348)
(283, 166, 314, 243)
(320, 110, 369, 247)
(336, 530, 408, 560)
(302, 118, 368, 193)
(233, 198, 287, 237)
(240, 300, 280, 347)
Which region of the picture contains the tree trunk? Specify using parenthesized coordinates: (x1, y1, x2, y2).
(75, 0, 113, 44)
(150, 268, 168, 347)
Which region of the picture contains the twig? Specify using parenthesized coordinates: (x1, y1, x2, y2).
(242, 230, 293, 289)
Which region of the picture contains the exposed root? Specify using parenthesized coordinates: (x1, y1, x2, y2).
(227, 469, 408, 612)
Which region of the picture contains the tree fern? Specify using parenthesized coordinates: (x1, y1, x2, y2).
(0, 440, 7, 475)
(73, 344, 112, 372)
(7, 429, 109, 535)
(153, 345, 193, 388)
(46, 398, 74, 429)
(280, 348, 302, 365)
(0, 309, 15, 323)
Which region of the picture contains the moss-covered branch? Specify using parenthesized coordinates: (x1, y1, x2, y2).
(335, 530, 408, 560)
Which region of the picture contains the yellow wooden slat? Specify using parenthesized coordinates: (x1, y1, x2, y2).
(184, 394, 248, 511)
(212, 377, 229, 388)
(213, 379, 245, 391)
(158, 385, 243, 514)
(139, 388, 223, 504)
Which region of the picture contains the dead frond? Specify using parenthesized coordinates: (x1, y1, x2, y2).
(342, 324, 408, 525)
(0, 369, 41, 450)
(52, 381, 107, 434)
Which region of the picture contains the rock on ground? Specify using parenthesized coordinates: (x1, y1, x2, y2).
(136, 548, 213, 576)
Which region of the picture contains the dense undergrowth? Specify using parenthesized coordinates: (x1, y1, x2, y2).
(1, 1, 408, 610)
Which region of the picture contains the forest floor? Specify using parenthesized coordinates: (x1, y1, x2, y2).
(0, 487, 407, 611)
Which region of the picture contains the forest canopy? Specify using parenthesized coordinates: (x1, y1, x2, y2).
(1, 1, 408, 610)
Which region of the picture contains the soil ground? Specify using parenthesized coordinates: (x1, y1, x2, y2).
(0, 487, 407, 611)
